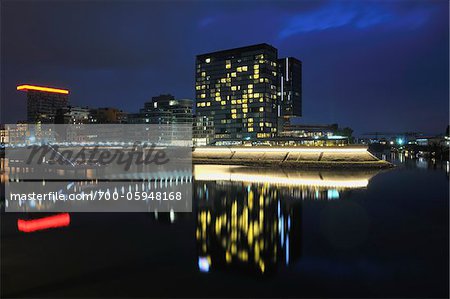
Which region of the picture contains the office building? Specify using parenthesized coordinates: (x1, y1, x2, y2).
(196, 44, 280, 142)
(17, 84, 69, 124)
(278, 57, 302, 130)
(55, 106, 91, 124)
(195, 44, 302, 143)
(89, 107, 127, 124)
(128, 94, 193, 125)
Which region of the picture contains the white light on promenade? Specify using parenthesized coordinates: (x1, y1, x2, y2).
(194, 147, 368, 153)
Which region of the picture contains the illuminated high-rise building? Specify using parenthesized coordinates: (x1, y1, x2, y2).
(196, 44, 303, 143)
(196, 44, 280, 143)
(17, 84, 69, 124)
(278, 57, 302, 130)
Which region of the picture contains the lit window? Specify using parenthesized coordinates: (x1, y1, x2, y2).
(254, 74, 259, 79)
(206, 102, 211, 106)
(201, 94, 206, 98)
(201, 72, 206, 77)
(205, 58, 211, 63)
(248, 84, 253, 89)
(231, 86, 237, 91)
(254, 64, 259, 69)
(226, 60, 231, 69)
(237, 67, 242, 72)
(231, 72, 236, 77)
(259, 107, 264, 112)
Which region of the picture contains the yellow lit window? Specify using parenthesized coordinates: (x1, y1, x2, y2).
(254, 70, 259, 75)
(248, 128, 254, 132)
(201, 94, 206, 98)
(254, 64, 259, 69)
(248, 93, 253, 98)
(231, 86, 237, 91)
(221, 78, 226, 83)
(259, 122, 264, 127)
(231, 100, 236, 104)
(254, 74, 259, 79)
(254, 93, 259, 98)
(196, 85, 201, 90)
(231, 109, 237, 113)
(201, 72, 206, 77)
(248, 118, 253, 123)
(242, 103, 248, 108)
(231, 72, 236, 77)
(242, 66, 248, 71)
(201, 102, 206, 107)
(259, 107, 264, 112)
(248, 84, 253, 89)
(226, 60, 231, 69)
(231, 114, 236, 119)
(215, 96, 221, 101)
(237, 99, 242, 104)
(206, 102, 211, 106)
(215, 92, 220, 96)
(205, 58, 211, 63)
(221, 101, 226, 105)
(243, 108, 248, 113)
(237, 67, 242, 72)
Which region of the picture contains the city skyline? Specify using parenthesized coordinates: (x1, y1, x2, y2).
(1, 0, 448, 135)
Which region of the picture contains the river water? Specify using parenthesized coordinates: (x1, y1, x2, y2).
(1, 154, 448, 297)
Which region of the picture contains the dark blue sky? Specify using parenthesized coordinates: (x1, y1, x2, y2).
(1, 0, 448, 135)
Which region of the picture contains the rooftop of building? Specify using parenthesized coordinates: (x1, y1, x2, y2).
(196, 43, 277, 60)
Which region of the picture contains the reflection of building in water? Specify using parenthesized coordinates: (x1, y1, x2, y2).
(195, 181, 302, 274)
(194, 165, 380, 201)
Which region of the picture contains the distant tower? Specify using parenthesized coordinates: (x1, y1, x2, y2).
(17, 84, 69, 123)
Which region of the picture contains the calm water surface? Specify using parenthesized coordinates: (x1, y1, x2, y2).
(1, 154, 448, 298)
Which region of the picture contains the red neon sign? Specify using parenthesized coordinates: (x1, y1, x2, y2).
(17, 213, 70, 233)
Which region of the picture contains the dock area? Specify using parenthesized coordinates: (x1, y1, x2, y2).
(192, 146, 392, 169)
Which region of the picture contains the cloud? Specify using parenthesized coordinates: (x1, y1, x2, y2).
(279, 1, 434, 38)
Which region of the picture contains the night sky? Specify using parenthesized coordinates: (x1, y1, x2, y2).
(1, 0, 448, 135)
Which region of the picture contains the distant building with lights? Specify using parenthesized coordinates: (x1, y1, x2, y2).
(128, 94, 193, 125)
(17, 84, 69, 124)
(89, 107, 127, 124)
(195, 44, 302, 144)
(55, 106, 91, 124)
